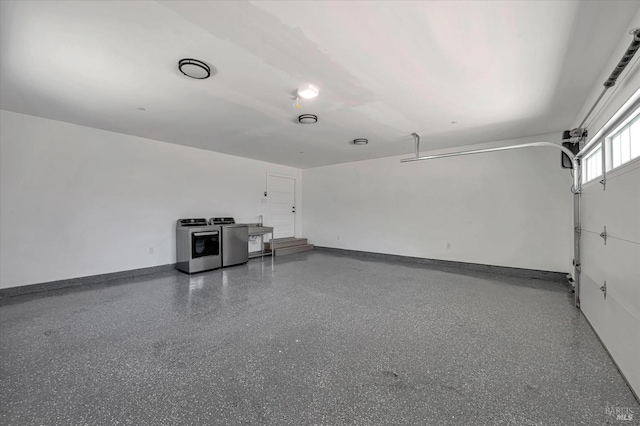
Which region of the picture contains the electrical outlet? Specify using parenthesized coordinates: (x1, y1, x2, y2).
(446, 243, 451, 249)
(337, 235, 340, 240)
(149, 247, 154, 254)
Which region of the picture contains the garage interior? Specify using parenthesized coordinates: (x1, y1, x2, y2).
(1, 1, 639, 425)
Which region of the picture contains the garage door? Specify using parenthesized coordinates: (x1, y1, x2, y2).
(579, 132, 640, 396)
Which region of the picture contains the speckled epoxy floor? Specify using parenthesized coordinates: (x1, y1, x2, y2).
(1, 251, 638, 425)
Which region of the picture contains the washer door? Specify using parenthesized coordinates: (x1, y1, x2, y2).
(191, 231, 220, 259)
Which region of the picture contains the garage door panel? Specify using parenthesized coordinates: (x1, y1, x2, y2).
(583, 237, 640, 313)
(581, 184, 607, 232)
(602, 165, 640, 243)
(600, 239, 640, 319)
(581, 277, 640, 394)
(581, 231, 607, 285)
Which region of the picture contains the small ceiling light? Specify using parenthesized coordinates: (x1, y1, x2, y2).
(297, 84, 319, 99)
(137, 107, 146, 111)
(298, 114, 318, 124)
(353, 138, 368, 145)
(178, 58, 211, 79)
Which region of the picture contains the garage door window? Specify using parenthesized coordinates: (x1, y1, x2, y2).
(582, 144, 602, 184)
(582, 105, 639, 184)
(606, 106, 639, 171)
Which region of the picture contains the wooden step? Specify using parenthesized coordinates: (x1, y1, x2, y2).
(266, 238, 308, 250)
(274, 244, 314, 256)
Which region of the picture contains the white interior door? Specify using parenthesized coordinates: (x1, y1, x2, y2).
(267, 174, 296, 239)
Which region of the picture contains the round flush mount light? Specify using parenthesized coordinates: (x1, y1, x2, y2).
(298, 114, 318, 124)
(178, 58, 211, 79)
(352, 138, 368, 145)
(297, 84, 319, 99)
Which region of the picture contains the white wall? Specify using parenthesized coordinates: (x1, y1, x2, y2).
(571, 10, 640, 396)
(0, 110, 301, 289)
(302, 133, 573, 273)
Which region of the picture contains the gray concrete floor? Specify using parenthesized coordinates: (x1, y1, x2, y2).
(1, 251, 638, 425)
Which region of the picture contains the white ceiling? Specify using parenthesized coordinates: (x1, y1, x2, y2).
(1, 1, 638, 168)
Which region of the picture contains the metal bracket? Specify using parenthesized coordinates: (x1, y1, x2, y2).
(600, 281, 607, 299)
(572, 259, 581, 272)
(599, 177, 606, 190)
(577, 135, 587, 150)
(599, 226, 607, 245)
(574, 225, 581, 236)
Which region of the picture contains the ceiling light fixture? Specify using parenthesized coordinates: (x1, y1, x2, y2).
(353, 138, 368, 145)
(297, 84, 319, 99)
(298, 114, 318, 124)
(178, 58, 211, 79)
